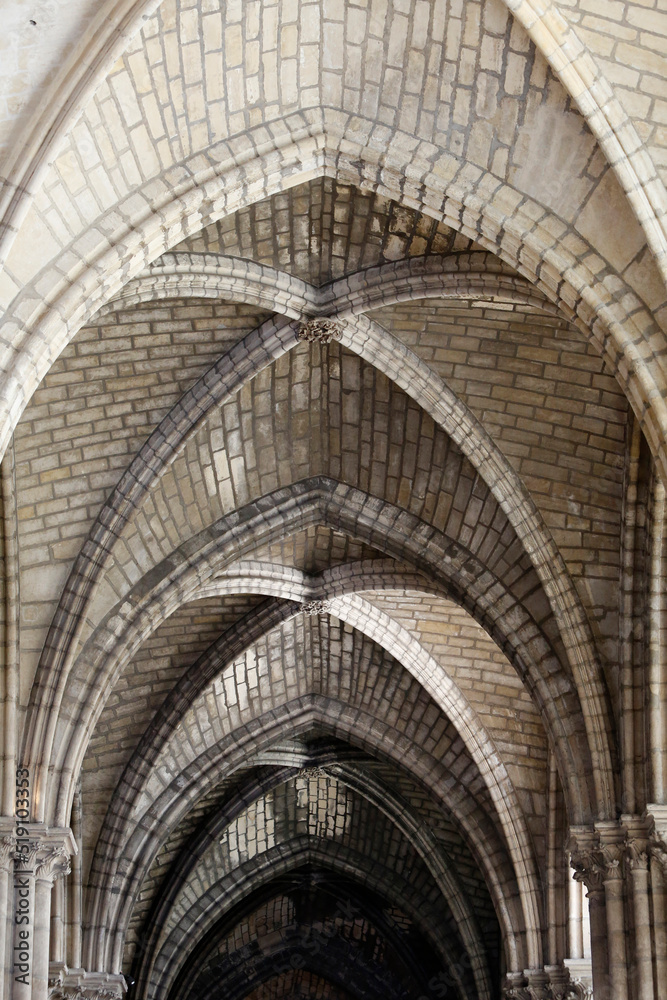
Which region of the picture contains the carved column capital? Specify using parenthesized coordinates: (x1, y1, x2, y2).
(48, 971, 126, 1000)
(599, 842, 625, 880)
(621, 814, 651, 870)
(643, 804, 667, 833)
(545, 965, 583, 1000)
(35, 845, 71, 883)
(546, 980, 570, 999)
(645, 806, 667, 871)
(14, 825, 76, 875)
(15, 839, 41, 870)
(0, 834, 16, 872)
(503, 978, 578, 1000)
(565, 982, 594, 999)
(649, 829, 667, 871)
(49, 964, 67, 989)
(568, 827, 603, 893)
(562, 959, 594, 1000)
(522, 969, 550, 999)
(502, 973, 529, 999)
(569, 847, 604, 896)
(50, 989, 120, 1000)
(296, 318, 343, 344)
(626, 836, 650, 870)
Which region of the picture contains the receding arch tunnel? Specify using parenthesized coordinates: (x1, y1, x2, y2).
(1, 4, 667, 1000)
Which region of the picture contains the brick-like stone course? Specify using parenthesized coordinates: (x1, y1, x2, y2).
(3, 1, 667, 995)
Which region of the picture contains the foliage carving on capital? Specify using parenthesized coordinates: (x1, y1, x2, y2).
(521, 979, 593, 1000)
(49, 989, 120, 1000)
(599, 843, 625, 880)
(0, 835, 15, 873)
(626, 837, 649, 871)
(14, 839, 41, 870)
(296, 318, 343, 344)
(570, 848, 604, 895)
(504, 978, 579, 1000)
(566, 982, 594, 1000)
(48, 970, 124, 1000)
(502, 974, 529, 1000)
(649, 829, 667, 871)
(544, 964, 591, 1000)
(35, 846, 71, 883)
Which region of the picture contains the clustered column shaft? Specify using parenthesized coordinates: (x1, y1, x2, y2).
(565, 819, 667, 1000)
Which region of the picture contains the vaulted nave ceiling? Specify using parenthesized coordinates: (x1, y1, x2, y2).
(2, 2, 667, 1000)
(13, 179, 622, 995)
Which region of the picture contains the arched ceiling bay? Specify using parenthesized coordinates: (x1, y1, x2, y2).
(0, 0, 665, 487)
(6, 4, 665, 995)
(11, 148, 625, 993)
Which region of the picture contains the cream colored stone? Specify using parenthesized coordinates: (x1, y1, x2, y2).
(0, 3, 666, 999)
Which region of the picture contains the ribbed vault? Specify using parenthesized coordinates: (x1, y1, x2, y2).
(4, 6, 667, 998)
(14, 159, 623, 994)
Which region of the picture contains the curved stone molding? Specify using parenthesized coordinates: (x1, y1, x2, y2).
(505, 0, 667, 276)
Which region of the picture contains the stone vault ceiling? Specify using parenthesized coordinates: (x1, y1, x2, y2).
(1, 3, 667, 1000)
